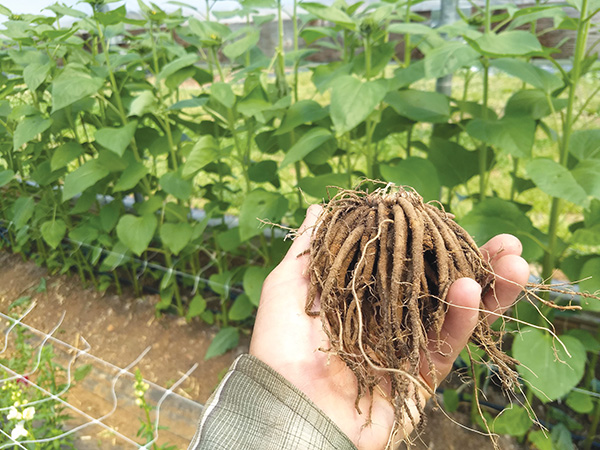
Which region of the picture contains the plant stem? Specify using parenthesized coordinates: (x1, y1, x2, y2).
(478, 59, 490, 200)
(584, 398, 600, 450)
(404, 0, 412, 67)
(406, 125, 413, 158)
(541, 0, 590, 284)
(211, 47, 225, 81)
(364, 34, 372, 80)
(292, 0, 299, 102)
(295, 161, 303, 207)
(510, 158, 519, 201)
(484, 0, 491, 33)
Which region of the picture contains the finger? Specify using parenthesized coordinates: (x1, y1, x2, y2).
(421, 278, 481, 388)
(479, 234, 523, 264)
(483, 254, 530, 324)
(284, 204, 324, 264)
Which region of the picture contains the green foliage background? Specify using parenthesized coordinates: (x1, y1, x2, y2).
(0, 0, 599, 445)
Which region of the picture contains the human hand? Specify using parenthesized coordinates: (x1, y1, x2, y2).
(249, 205, 530, 450)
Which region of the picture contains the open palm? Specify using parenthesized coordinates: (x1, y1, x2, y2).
(250, 205, 529, 450)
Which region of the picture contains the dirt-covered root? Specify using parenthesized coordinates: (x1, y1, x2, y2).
(306, 185, 520, 433)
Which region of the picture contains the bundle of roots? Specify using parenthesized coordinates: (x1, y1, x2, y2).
(306, 185, 522, 432)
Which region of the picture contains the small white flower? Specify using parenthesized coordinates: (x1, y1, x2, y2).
(22, 406, 35, 421)
(11, 421, 28, 440)
(7, 406, 21, 421)
(135, 398, 143, 406)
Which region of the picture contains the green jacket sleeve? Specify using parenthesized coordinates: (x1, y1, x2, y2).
(188, 354, 357, 450)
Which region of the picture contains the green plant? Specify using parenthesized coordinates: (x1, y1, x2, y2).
(0, 324, 88, 448)
(133, 368, 176, 450)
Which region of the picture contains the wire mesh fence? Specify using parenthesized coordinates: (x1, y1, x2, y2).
(0, 305, 202, 449)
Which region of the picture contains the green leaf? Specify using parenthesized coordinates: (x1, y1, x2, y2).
(385, 89, 450, 123)
(159, 172, 192, 201)
(505, 89, 565, 119)
(301, 2, 355, 29)
(100, 241, 130, 271)
(331, 76, 388, 134)
(128, 91, 156, 117)
(492, 405, 532, 437)
(275, 100, 329, 135)
(443, 389, 459, 413)
(94, 5, 126, 25)
(572, 223, 600, 246)
(551, 423, 574, 450)
(528, 430, 553, 450)
(182, 135, 221, 179)
(204, 327, 239, 360)
(14, 115, 52, 150)
(565, 390, 594, 414)
(466, 117, 536, 158)
(169, 96, 209, 111)
(73, 364, 93, 383)
(526, 158, 590, 208)
(62, 160, 109, 202)
(380, 157, 441, 202)
(0, 169, 14, 187)
(51, 65, 105, 112)
(459, 198, 543, 261)
(579, 258, 600, 311)
(239, 189, 288, 241)
(8, 296, 31, 311)
(224, 30, 260, 60)
(428, 138, 479, 188)
(248, 160, 279, 186)
(51, 142, 84, 171)
(211, 82, 235, 109)
(31, 161, 60, 187)
(100, 201, 120, 232)
(565, 329, 600, 353)
(311, 62, 352, 93)
(209, 271, 234, 298)
(46, 4, 87, 18)
(95, 121, 138, 157)
(24, 62, 52, 92)
(572, 160, 600, 200)
(512, 328, 586, 402)
(491, 58, 563, 93)
(116, 214, 157, 256)
(11, 197, 35, 230)
(228, 294, 254, 321)
(160, 222, 193, 255)
(157, 53, 199, 82)
(280, 127, 334, 169)
(186, 294, 207, 320)
(471, 30, 542, 56)
(243, 266, 270, 307)
(40, 220, 66, 249)
(297, 173, 349, 200)
(165, 66, 195, 90)
(424, 42, 479, 79)
(113, 161, 149, 192)
(569, 129, 600, 160)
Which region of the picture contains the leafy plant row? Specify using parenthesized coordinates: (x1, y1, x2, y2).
(0, 0, 599, 445)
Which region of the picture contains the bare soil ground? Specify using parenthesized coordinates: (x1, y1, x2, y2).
(0, 251, 524, 449)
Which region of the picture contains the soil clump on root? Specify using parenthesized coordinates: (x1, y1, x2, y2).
(306, 185, 520, 434)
